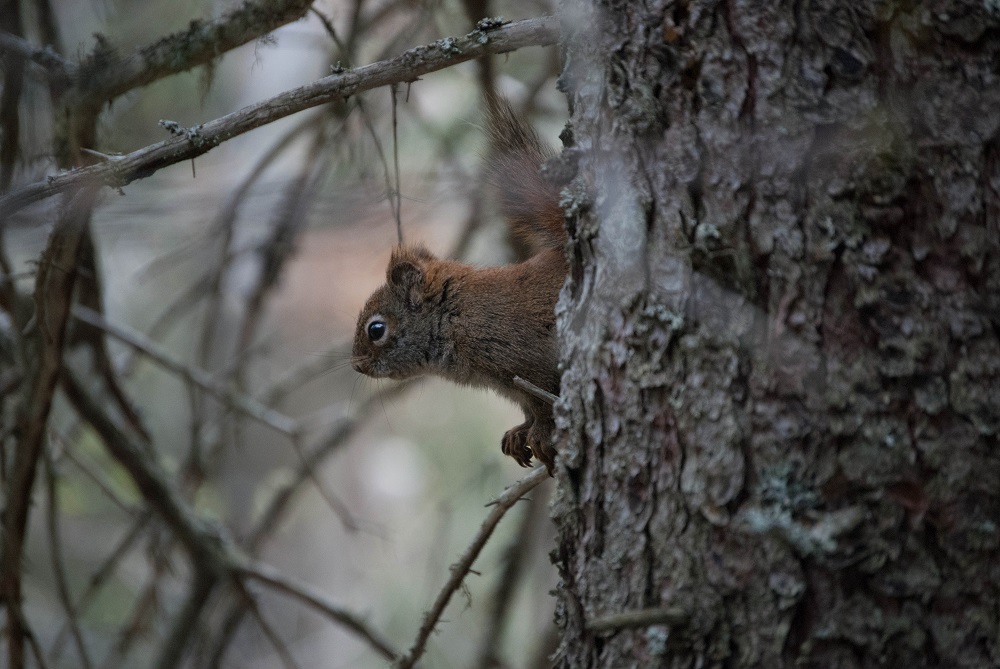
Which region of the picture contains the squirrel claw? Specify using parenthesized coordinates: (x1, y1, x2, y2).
(502, 420, 556, 474)
(501, 424, 534, 467)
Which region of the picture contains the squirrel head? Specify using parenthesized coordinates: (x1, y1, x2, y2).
(352, 245, 438, 380)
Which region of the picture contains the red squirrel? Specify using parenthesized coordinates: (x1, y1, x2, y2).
(351, 97, 566, 473)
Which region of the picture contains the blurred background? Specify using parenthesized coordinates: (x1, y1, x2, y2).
(1, 0, 564, 666)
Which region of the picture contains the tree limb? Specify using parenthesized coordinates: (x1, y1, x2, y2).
(0, 16, 559, 221)
(0, 187, 97, 669)
(59, 366, 228, 562)
(153, 564, 218, 669)
(0, 1, 312, 98)
(59, 364, 401, 662)
(69, 0, 314, 107)
(0, 31, 71, 83)
(394, 465, 550, 669)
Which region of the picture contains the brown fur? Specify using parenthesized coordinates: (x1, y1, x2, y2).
(352, 99, 566, 472)
(483, 95, 565, 254)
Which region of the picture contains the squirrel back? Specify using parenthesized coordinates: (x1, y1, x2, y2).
(483, 95, 566, 255)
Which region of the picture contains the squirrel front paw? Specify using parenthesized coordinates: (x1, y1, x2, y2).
(501, 422, 534, 467)
(501, 419, 556, 474)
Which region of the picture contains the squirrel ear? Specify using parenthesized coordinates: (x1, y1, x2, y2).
(388, 247, 429, 308)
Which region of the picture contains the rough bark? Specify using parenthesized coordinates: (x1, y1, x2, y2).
(552, 1, 1000, 667)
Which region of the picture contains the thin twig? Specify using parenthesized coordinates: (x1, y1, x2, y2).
(196, 113, 326, 368)
(236, 584, 302, 669)
(513, 375, 558, 405)
(287, 434, 361, 533)
(0, 16, 560, 220)
(62, 365, 396, 664)
(247, 380, 415, 549)
(474, 484, 548, 668)
(59, 365, 225, 560)
(71, 304, 299, 437)
(391, 83, 403, 243)
(258, 343, 353, 406)
(102, 538, 175, 669)
(48, 513, 152, 663)
(238, 559, 400, 661)
(42, 449, 94, 669)
(60, 445, 138, 513)
(585, 606, 689, 634)
(235, 121, 329, 354)
(310, 6, 349, 56)
(201, 381, 412, 667)
(394, 465, 550, 669)
(152, 567, 218, 669)
(116, 274, 213, 375)
(356, 95, 403, 237)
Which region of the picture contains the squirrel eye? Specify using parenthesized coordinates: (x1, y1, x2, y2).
(366, 317, 388, 345)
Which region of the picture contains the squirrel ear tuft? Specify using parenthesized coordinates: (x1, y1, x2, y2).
(388, 246, 431, 308)
(409, 245, 436, 262)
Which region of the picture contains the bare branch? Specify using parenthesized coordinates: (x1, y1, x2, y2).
(247, 380, 415, 549)
(0, 9, 26, 192)
(195, 113, 325, 371)
(71, 305, 299, 437)
(42, 450, 94, 669)
(586, 606, 690, 634)
(59, 365, 226, 561)
(58, 434, 142, 514)
(203, 381, 415, 667)
(1, 186, 97, 669)
(152, 566, 218, 669)
(391, 84, 403, 243)
(356, 96, 401, 241)
(60, 364, 401, 664)
(514, 375, 559, 405)
(70, 0, 314, 106)
(394, 465, 550, 669)
(235, 123, 329, 354)
(474, 485, 549, 668)
(238, 559, 400, 661)
(309, 6, 348, 56)
(48, 513, 152, 663)
(0, 16, 559, 220)
(0, 31, 70, 82)
(237, 585, 302, 669)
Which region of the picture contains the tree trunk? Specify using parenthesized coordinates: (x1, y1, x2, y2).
(551, 1, 1000, 667)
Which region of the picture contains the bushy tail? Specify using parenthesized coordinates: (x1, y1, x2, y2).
(484, 95, 566, 254)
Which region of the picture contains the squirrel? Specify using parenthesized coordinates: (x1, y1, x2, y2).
(351, 96, 566, 473)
